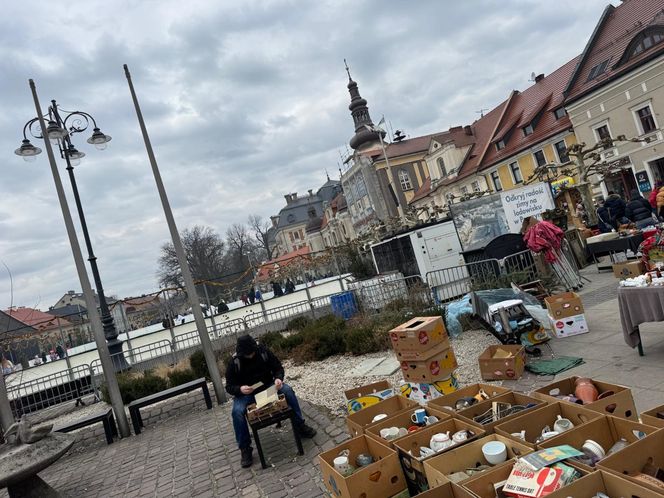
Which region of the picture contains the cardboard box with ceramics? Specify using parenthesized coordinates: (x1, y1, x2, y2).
(537, 415, 659, 473)
(455, 392, 545, 433)
(544, 291, 584, 319)
(612, 260, 645, 279)
(545, 470, 664, 498)
(423, 434, 532, 487)
(389, 316, 448, 360)
(494, 401, 604, 450)
(345, 380, 394, 414)
(318, 435, 407, 498)
(428, 383, 511, 414)
(598, 429, 664, 494)
(393, 417, 485, 496)
(346, 395, 419, 438)
(398, 374, 459, 405)
(365, 405, 452, 448)
(409, 481, 476, 498)
(532, 376, 638, 420)
(548, 313, 589, 338)
(640, 403, 664, 429)
(400, 343, 458, 383)
(478, 345, 526, 381)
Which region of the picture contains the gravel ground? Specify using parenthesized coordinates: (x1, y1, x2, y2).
(284, 328, 501, 417)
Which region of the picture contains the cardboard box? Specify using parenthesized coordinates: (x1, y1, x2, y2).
(494, 401, 603, 449)
(318, 435, 406, 498)
(537, 415, 659, 473)
(423, 434, 532, 487)
(532, 376, 638, 420)
(598, 429, 664, 494)
(544, 291, 584, 319)
(612, 260, 646, 279)
(640, 403, 664, 428)
(398, 374, 459, 405)
(455, 392, 544, 433)
(545, 470, 664, 498)
(400, 343, 458, 383)
(346, 395, 419, 437)
(365, 405, 452, 448)
(389, 316, 448, 360)
(412, 481, 477, 498)
(393, 417, 485, 495)
(548, 313, 589, 338)
(428, 383, 511, 413)
(478, 345, 526, 381)
(345, 380, 394, 414)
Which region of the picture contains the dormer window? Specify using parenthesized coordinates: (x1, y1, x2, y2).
(496, 140, 506, 151)
(523, 124, 534, 136)
(554, 107, 566, 120)
(586, 59, 610, 81)
(615, 27, 664, 67)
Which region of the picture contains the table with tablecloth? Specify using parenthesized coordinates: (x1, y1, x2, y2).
(617, 285, 664, 355)
(586, 233, 644, 271)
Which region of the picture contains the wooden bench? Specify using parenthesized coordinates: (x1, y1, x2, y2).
(128, 378, 212, 435)
(54, 408, 118, 444)
(246, 407, 304, 469)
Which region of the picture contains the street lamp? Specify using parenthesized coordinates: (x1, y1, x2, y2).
(15, 100, 127, 370)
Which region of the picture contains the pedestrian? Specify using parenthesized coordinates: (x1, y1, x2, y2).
(272, 281, 284, 297)
(575, 202, 588, 226)
(248, 287, 256, 305)
(218, 300, 229, 313)
(284, 279, 295, 294)
(241, 293, 249, 306)
(649, 181, 663, 210)
(604, 191, 627, 227)
(225, 335, 316, 468)
(254, 289, 262, 301)
(596, 198, 613, 233)
(625, 189, 656, 228)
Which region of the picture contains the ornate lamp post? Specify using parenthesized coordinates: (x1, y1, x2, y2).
(15, 101, 128, 370)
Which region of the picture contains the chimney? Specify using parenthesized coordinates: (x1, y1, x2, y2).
(308, 189, 313, 197)
(292, 192, 298, 201)
(270, 215, 279, 228)
(68, 290, 75, 295)
(463, 125, 473, 136)
(284, 194, 292, 204)
(535, 73, 545, 83)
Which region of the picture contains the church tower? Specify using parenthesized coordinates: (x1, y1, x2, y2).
(345, 60, 385, 151)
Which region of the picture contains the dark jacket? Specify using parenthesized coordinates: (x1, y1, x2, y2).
(224, 345, 284, 397)
(596, 205, 613, 233)
(625, 189, 652, 222)
(604, 193, 626, 226)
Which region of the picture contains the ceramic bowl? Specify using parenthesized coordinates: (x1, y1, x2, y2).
(481, 441, 507, 465)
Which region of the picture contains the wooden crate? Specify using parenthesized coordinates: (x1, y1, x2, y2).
(246, 394, 288, 422)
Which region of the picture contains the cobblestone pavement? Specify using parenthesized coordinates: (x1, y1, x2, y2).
(5, 390, 348, 498)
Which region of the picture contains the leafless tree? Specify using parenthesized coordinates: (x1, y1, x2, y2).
(248, 214, 274, 260)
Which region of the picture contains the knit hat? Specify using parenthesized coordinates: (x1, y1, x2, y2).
(236, 335, 258, 356)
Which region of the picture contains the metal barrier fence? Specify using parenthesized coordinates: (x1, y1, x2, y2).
(352, 275, 433, 313)
(426, 250, 541, 304)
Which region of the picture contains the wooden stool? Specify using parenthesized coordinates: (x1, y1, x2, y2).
(246, 407, 304, 468)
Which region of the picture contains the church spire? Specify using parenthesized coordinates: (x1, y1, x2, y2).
(344, 59, 384, 151)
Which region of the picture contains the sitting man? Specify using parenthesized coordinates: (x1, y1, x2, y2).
(225, 334, 316, 468)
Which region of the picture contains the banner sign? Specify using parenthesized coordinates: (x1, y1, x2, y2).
(500, 182, 554, 233)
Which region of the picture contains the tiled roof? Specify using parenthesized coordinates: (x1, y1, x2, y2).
(2, 307, 70, 331)
(409, 177, 431, 204)
(256, 246, 311, 281)
(373, 133, 440, 161)
(480, 56, 580, 170)
(565, 0, 664, 103)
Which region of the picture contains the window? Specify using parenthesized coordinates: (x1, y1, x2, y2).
(629, 31, 664, 58)
(294, 231, 300, 240)
(287, 214, 296, 223)
(437, 157, 446, 176)
(523, 124, 534, 136)
(471, 181, 480, 192)
(357, 177, 367, 197)
(496, 140, 506, 151)
(490, 171, 503, 192)
(533, 150, 547, 167)
(594, 124, 612, 149)
(460, 186, 468, 195)
(586, 59, 610, 81)
(554, 107, 566, 120)
(554, 140, 570, 163)
(510, 162, 523, 183)
(398, 169, 412, 190)
(636, 105, 657, 134)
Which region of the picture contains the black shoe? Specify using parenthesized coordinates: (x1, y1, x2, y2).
(296, 423, 317, 438)
(240, 446, 253, 468)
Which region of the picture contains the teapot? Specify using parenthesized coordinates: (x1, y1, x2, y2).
(429, 432, 452, 452)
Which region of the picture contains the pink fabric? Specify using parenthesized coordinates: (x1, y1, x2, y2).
(523, 221, 564, 263)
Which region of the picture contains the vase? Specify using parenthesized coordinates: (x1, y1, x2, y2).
(574, 378, 599, 404)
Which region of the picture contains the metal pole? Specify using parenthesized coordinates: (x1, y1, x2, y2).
(124, 65, 226, 404)
(29, 79, 130, 437)
(203, 283, 218, 338)
(0, 373, 14, 434)
(377, 131, 405, 219)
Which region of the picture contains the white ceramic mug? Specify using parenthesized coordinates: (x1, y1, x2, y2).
(511, 430, 526, 441)
(482, 441, 507, 465)
(333, 456, 352, 475)
(553, 415, 574, 433)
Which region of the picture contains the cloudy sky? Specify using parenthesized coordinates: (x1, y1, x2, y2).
(0, 0, 611, 309)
